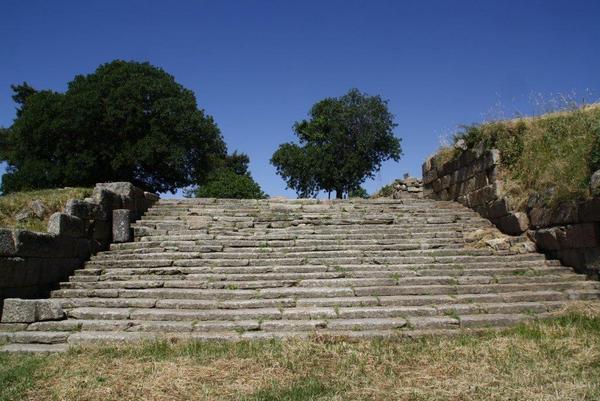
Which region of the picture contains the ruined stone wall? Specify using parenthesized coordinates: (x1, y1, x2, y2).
(423, 148, 600, 279)
(0, 183, 158, 313)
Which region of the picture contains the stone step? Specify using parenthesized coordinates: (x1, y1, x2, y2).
(59, 302, 553, 325)
(59, 274, 586, 291)
(75, 260, 561, 276)
(103, 241, 466, 255)
(51, 280, 599, 301)
(68, 266, 573, 282)
(50, 288, 598, 311)
(0, 331, 70, 344)
(0, 343, 69, 353)
(83, 254, 547, 269)
(91, 247, 490, 262)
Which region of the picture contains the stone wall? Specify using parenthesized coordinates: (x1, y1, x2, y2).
(372, 176, 424, 199)
(423, 148, 600, 279)
(0, 182, 158, 314)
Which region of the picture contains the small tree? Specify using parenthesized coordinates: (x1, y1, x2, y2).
(194, 169, 267, 199)
(271, 89, 401, 198)
(191, 152, 267, 199)
(1, 61, 226, 194)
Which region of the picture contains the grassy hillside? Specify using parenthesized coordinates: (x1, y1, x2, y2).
(1, 302, 599, 401)
(0, 188, 92, 232)
(435, 104, 600, 210)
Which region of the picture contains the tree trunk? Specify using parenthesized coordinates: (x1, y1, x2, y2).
(335, 188, 343, 199)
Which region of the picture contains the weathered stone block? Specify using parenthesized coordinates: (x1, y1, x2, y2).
(48, 213, 85, 237)
(488, 199, 510, 219)
(550, 203, 579, 226)
(557, 223, 600, 249)
(432, 178, 443, 193)
(36, 300, 64, 321)
(591, 170, 600, 196)
(1, 299, 36, 323)
(529, 207, 553, 228)
(483, 149, 501, 169)
(440, 158, 460, 176)
(93, 189, 121, 220)
(0, 229, 17, 256)
(534, 227, 561, 251)
(422, 168, 437, 185)
(494, 212, 529, 235)
(64, 199, 101, 221)
(467, 184, 499, 207)
(441, 175, 452, 189)
(94, 182, 135, 201)
(579, 198, 600, 222)
(112, 209, 132, 243)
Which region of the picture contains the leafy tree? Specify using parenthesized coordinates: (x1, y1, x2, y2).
(271, 89, 401, 198)
(188, 151, 267, 199)
(0, 60, 226, 194)
(348, 186, 369, 199)
(194, 168, 267, 199)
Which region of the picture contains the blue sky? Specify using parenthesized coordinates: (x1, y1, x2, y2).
(1, 0, 599, 198)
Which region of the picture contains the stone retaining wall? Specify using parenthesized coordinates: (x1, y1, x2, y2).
(0, 183, 158, 314)
(423, 148, 600, 279)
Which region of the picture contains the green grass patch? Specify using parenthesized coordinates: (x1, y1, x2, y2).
(0, 187, 92, 231)
(0, 353, 46, 401)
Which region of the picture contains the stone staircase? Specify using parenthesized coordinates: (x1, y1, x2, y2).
(1, 197, 599, 352)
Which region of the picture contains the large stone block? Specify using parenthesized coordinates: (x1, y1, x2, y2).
(0, 229, 17, 256)
(488, 199, 510, 219)
(422, 168, 437, 185)
(112, 209, 132, 243)
(1, 299, 36, 323)
(467, 184, 500, 208)
(36, 300, 64, 321)
(494, 212, 529, 235)
(64, 199, 101, 221)
(529, 207, 553, 228)
(557, 223, 600, 249)
(534, 227, 561, 251)
(48, 213, 85, 237)
(579, 198, 600, 222)
(10, 231, 84, 259)
(93, 188, 121, 220)
(550, 203, 579, 226)
(94, 182, 135, 201)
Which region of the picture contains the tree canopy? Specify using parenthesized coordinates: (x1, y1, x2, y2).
(191, 152, 267, 199)
(0, 60, 227, 194)
(271, 89, 401, 198)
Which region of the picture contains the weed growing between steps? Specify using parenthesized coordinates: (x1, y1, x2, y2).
(3, 302, 600, 401)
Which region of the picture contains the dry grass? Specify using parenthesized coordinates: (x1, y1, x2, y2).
(2, 302, 600, 401)
(0, 187, 92, 232)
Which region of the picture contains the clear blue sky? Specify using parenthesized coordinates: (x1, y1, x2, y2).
(1, 0, 599, 198)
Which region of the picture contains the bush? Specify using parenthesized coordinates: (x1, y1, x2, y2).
(194, 169, 267, 199)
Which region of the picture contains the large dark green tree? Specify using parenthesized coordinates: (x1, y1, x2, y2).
(271, 89, 402, 198)
(0, 61, 227, 194)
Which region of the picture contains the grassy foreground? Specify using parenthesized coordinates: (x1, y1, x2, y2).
(1, 303, 600, 401)
(0, 187, 92, 231)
